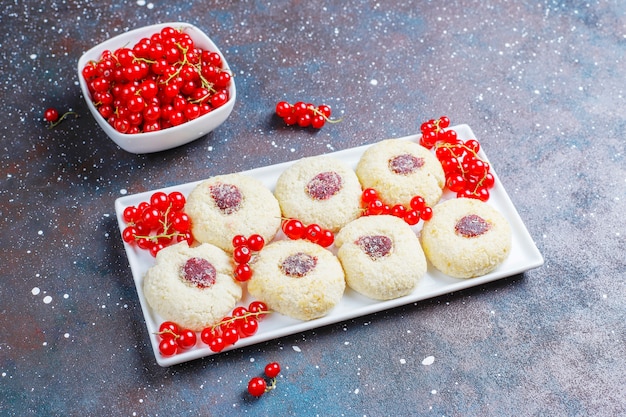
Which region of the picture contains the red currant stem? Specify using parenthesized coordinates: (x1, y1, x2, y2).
(154, 329, 179, 339)
(308, 105, 342, 124)
(47, 111, 78, 129)
(211, 310, 271, 331)
(265, 377, 277, 392)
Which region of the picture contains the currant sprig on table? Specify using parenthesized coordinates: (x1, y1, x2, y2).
(247, 361, 282, 398)
(360, 188, 433, 226)
(121, 191, 194, 257)
(81, 26, 232, 134)
(419, 116, 495, 201)
(281, 218, 335, 247)
(275, 101, 340, 129)
(43, 107, 78, 129)
(231, 234, 266, 282)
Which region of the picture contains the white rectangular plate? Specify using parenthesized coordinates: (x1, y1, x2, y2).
(115, 124, 544, 366)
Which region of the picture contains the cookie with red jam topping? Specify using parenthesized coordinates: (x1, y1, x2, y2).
(355, 139, 445, 208)
(185, 173, 282, 252)
(247, 240, 345, 321)
(420, 198, 512, 278)
(334, 215, 426, 300)
(142, 241, 242, 331)
(274, 155, 362, 232)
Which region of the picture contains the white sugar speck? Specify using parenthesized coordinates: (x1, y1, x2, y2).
(30, 54, 37, 60)
(370, 79, 378, 86)
(422, 356, 435, 366)
(64, 294, 69, 299)
(354, 388, 360, 394)
(64, 333, 70, 338)
(38, 230, 44, 236)
(292, 345, 301, 352)
(400, 358, 406, 364)
(249, 357, 255, 362)
(32, 287, 41, 295)
(120, 189, 128, 195)
(431, 389, 437, 395)
(43, 295, 52, 304)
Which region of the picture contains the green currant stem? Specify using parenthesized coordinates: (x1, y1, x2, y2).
(47, 111, 78, 129)
(265, 377, 277, 392)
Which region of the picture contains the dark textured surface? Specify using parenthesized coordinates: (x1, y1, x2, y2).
(1, 1, 625, 416)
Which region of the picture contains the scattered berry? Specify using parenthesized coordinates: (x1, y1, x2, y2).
(275, 101, 340, 129)
(264, 362, 281, 379)
(247, 377, 267, 397)
(44, 107, 78, 129)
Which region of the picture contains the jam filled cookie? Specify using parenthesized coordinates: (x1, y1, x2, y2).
(143, 242, 241, 331)
(274, 155, 362, 232)
(355, 139, 445, 208)
(420, 198, 512, 278)
(247, 239, 345, 321)
(335, 215, 426, 300)
(185, 173, 282, 252)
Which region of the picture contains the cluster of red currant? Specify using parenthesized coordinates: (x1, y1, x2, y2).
(81, 26, 232, 134)
(156, 321, 198, 356)
(156, 301, 270, 356)
(275, 101, 337, 129)
(419, 116, 456, 148)
(231, 234, 266, 282)
(419, 116, 495, 201)
(281, 218, 335, 247)
(200, 301, 269, 353)
(360, 188, 433, 226)
(43, 107, 77, 129)
(121, 191, 194, 257)
(247, 362, 281, 397)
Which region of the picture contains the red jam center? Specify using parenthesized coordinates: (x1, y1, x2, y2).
(388, 154, 424, 175)
(306, 171, 343, 200)
(181, 257, 216, 288)
(455, 214, 491, 238)
(356, 235, 392, 259)
(280, 252, 318, 277)
(210, 183, 242, 214)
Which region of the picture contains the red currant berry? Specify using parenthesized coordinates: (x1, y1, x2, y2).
(391, 204, 407, 218)
(304, 223, 322, 243)
(361, 188, 379, 204)
(247, 377, 267, 397)
(237, 317, 259, 337)
(44, 108, 59, 123)
(248, 301, 269, 319)
(282, 219, 305, 240)
(264, 362, 281, 379)
(159, 338, 179, 356)
(167, 191, 186, 211)
(420, 206, 433, 221)
(232, 234, 248, 248)
(234, 263, 253, 282)
(247, 234, 265, 251)
(233, 245, 252, 264)
(158, 321, 179, 339)
(122, 226, 138, 244)
(275, 101, 292, 118)
(177, 329, 197, 349)
(222, 327, 239, 346)
(403, 210, 421, 226)
(316, 229, 335, 248)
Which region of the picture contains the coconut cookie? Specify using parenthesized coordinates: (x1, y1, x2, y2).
(420, 198, 512, 278)
(274, 155, 362, 232)
(185, 173, 282, 252)
(334, 215, 427, 300)
(247, 239, 345, 321)
(355, 139, 445, 208)
(143, 242, 242, 331)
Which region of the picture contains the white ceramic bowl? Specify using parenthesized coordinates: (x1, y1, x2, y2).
(77, 22, 236, 154)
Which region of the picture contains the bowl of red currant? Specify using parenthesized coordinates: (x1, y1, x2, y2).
(77, 22, 236, 154)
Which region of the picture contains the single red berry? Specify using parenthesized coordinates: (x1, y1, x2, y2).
(248, 301, 269, 319)
(247, 377, 267, 397)
(237, 317, 259, 337)
(158, 338, 178, 356)
(232, 234, 248, 248)
(282, 219, 305, 240)
(233, 245, 252, 264)
(264, 362, 281, 379)
(304, 223, 322, 243)
(234, 263, 253, 282)
(275, 101, 292, 118)
(247, 234, 265, 251)
(176, 329, 197, 349)
(44, 108, 59, 123)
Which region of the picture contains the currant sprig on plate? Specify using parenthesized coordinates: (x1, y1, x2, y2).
(419, 116, 495, 201)
(121, 190, 194, 257)
(360, 188, 433, 226)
